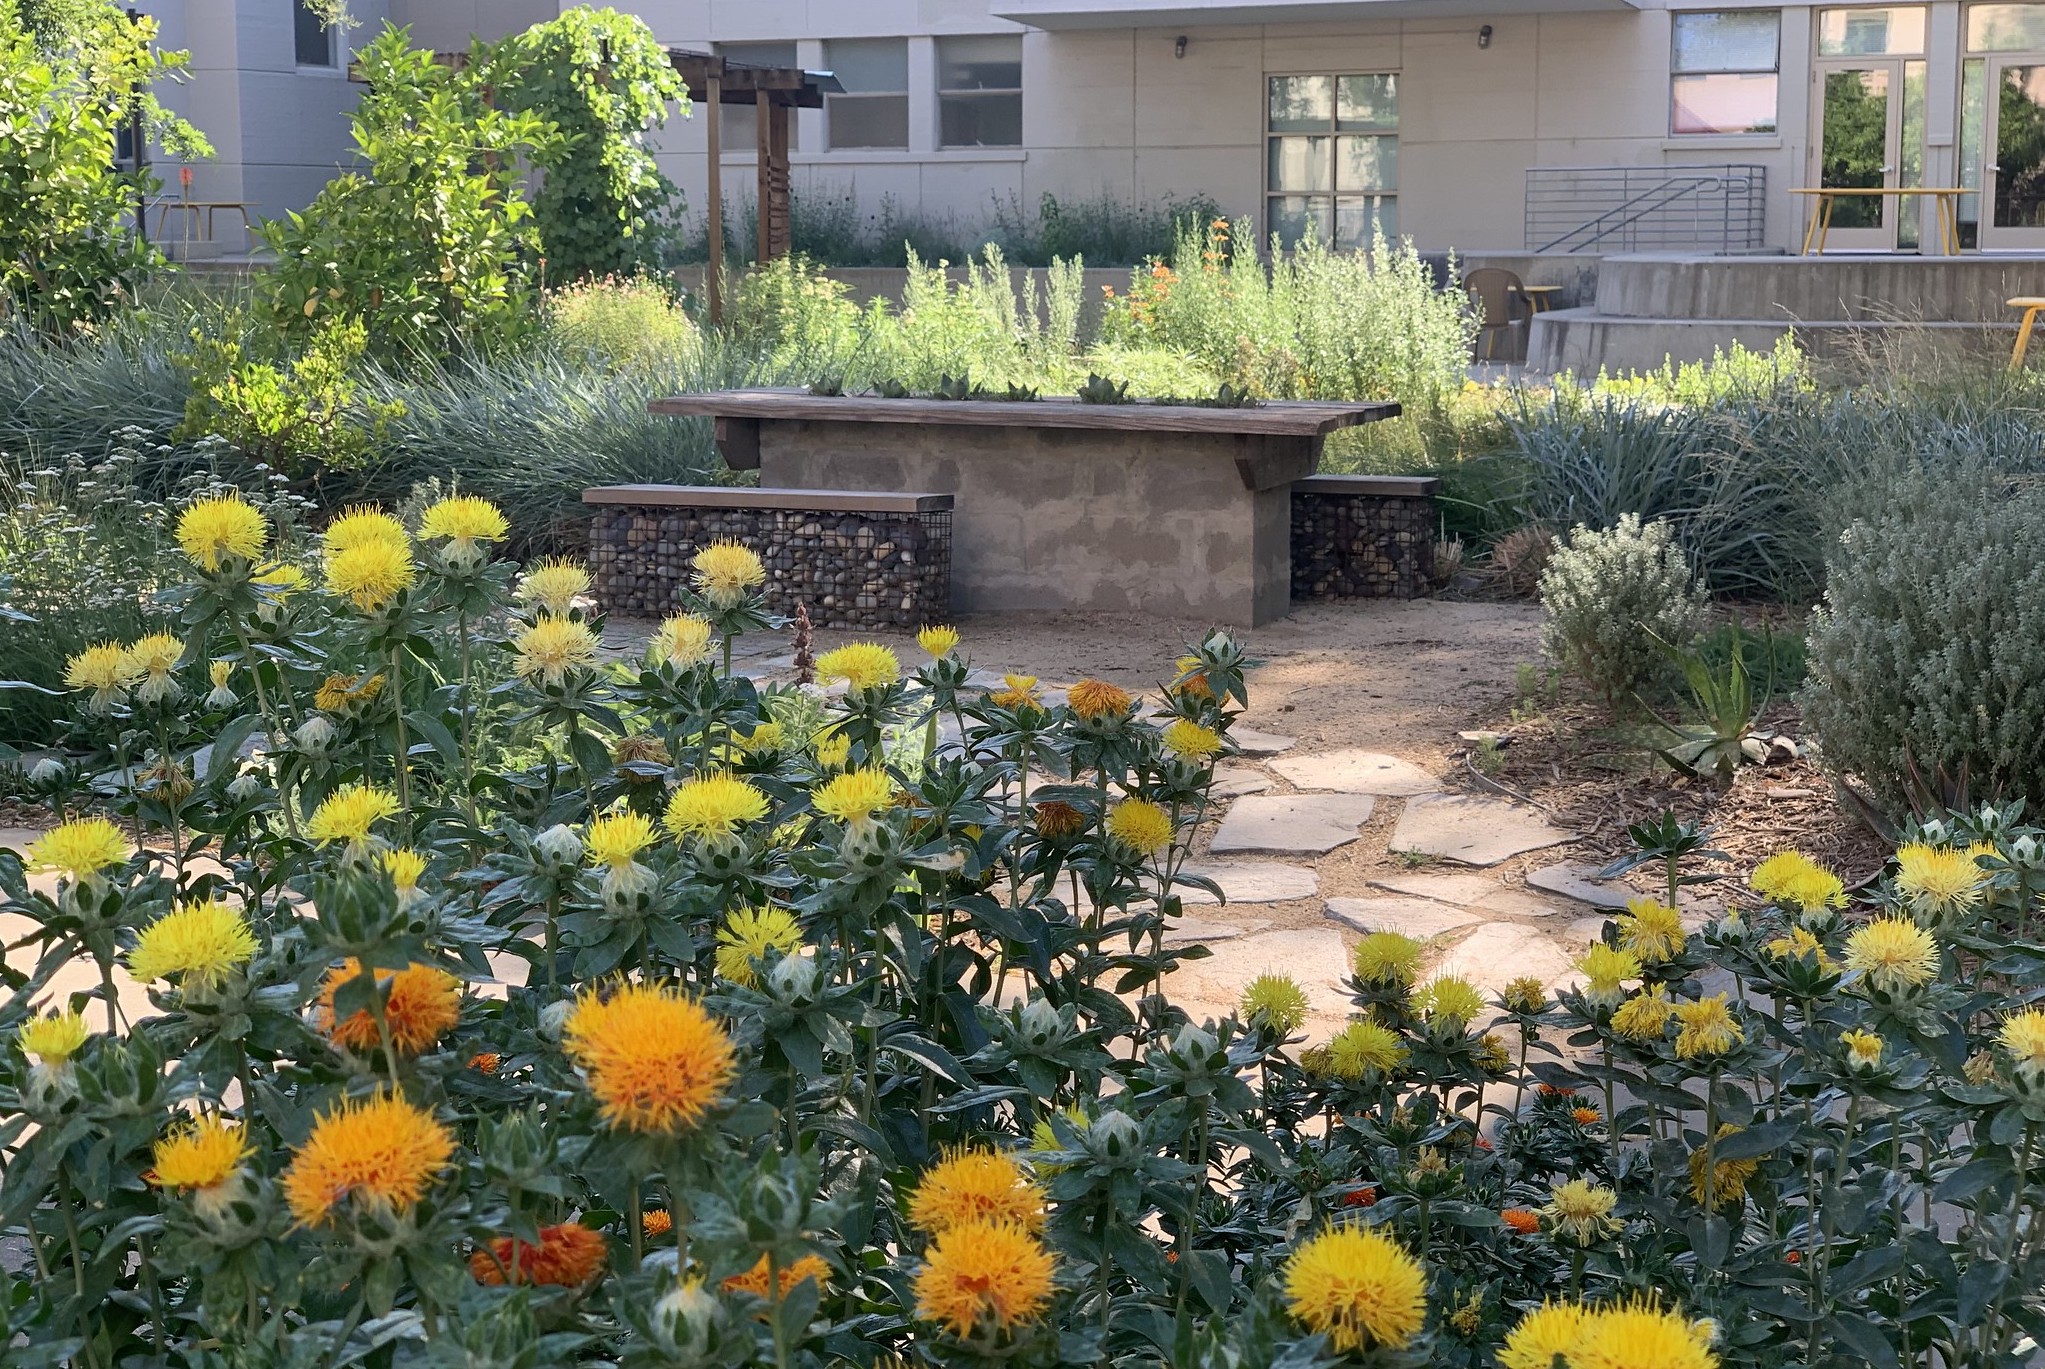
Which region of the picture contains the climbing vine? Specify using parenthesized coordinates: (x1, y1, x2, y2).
(489, 7, 690, 281)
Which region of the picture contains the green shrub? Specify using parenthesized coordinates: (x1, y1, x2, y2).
(262, 26, 558, 359)
(0, 5, 208, 334)
(490, 7, 689, 280)
(173, 316, 405, 479)
(0, 440, 311, 745)
(544, 275, 699, 372)
(1100, 219, 1475, 418)
(1803, 459, 2045, 808)
(1538, 513, 1708, 707)
(1582, 336, 1811, 405)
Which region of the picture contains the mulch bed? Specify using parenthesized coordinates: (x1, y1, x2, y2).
(1457, 692, 1889, 890)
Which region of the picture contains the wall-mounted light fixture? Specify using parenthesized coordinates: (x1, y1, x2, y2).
(1174, 34, 1188, 58)
(1477, 24, 1493, 48)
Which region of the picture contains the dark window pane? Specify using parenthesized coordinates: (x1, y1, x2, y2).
(830, 94, 909, 149)
(1268, 135, 1331, 193)
(825, 38, 907, 93)
(1335, 196, 1396, 248)
(940, 92, 1021, 147)
(295, 1, 332, 66)
(939, 35, 1021, 91)
(1268, 194, 1332, 248)
(1337, 74, 1398, 129)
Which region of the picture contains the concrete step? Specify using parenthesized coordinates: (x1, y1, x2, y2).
(1592, 252, 2045, 323)
(1526, 306, 2012, 375)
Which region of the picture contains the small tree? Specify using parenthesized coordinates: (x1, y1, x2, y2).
(261, 25, 560, 359)
(489, 6, 690, 281)
(0, 1, 210, 332)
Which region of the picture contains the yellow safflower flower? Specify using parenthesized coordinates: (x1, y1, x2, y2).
(512, 615, 600, 688)
(816, 642, 901, 695)
(908, 1147, 1047, 1235)
(1104, 798, 1174, 857)
(1617, 896, 1687, 965)
(662, 772, 770, 841)
(27, 816, 128, 883)
(417, 495, 507, 563)
(176, 494, 269, 571)
(1324, 1019, 1408, 1079)
(305, 783, 400, 851)
(914, 1219, 1055, 1337)
(1672, 994, 1743, 1059)
(1611, 986, 1675, 1041)
(1281, 1225, 1428, 1353)
(127, 899, 258, 990)
(563, 982, 737, 1134)
(1353, 930, 1424, 988)
(813, 767, 893, 823)
(1571, 1297, 1719, 1369)
(586, 811, 658, 869)
(281, 1091, 455, 1228)
(65, 640, 137, 712)
(1841, 1027, 1885, 1069)
(1067, 678, 1132, 721)
(325, 538, 415, 612)
(1894, 842, 1986, 924)
(19, 1008, 90, 1064)
(1750, 850, 1846, 912)
(714, 905, 804, 987)
(651, 613, 715, 668)
(1842, 916, 1941, 992)
(1501, 1300, 1590, 1369)
(1541, 1178, 1621, 1245)
(321, 507, 407, 557)
(1240, 973, 1309, 1035)
(690, 540, 765, 609)
(150, 1115, 250, 1192)
(1162, 718, 1223, 761)
(123, 633, 185, 705)
(1998, 1007, 2045, 1080)
(1414, 974, 1485, 1028)
(518, 558, 591, 616)
(917, 624, 960, 658)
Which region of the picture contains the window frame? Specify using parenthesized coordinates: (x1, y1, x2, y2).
(824, 37, 911, 152)
(294, 0, 338, 69)
(1263, 71, 1401, 251)
(937, 35, 1024, 149)
(714, 41, 802, 154)
(1669, 9, 1783, 136)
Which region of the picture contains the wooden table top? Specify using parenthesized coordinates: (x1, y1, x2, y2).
(650, 388, 1403, 436)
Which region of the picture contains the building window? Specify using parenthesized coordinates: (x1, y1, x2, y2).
(294, 0, 336, 67)
(716, 42, 800, 153)
(939, 35, 1022, 147)
(1265, 73, 1398, 249)
(826, 38, 909, 150)
(1671, 10, 1781, 134)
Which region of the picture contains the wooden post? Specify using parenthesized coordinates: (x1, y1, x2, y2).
(755, 91, 773, 266)
(704, 66, 723, 324)
(764, 100, 791, 260)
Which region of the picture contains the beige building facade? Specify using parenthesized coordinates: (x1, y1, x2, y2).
(144, 1, 2045, 258)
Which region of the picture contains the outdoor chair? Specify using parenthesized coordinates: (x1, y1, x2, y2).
(1463, 268, 1530, 362)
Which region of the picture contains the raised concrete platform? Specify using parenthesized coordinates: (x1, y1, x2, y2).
(1525, 252, 2045, 373)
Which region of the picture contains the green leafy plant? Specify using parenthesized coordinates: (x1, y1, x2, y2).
(0, 4, 210, 333)
(1638, 625, 1772, 783)
(173, 316, 406, 481)
(489, 7, 689, 281)
(930, 373, 974, 401)
(1076, 372, 1131, 404)
(1538, 513, 1709, 709)
(261, 25, 561, 358)
(544, 274, 698, 372)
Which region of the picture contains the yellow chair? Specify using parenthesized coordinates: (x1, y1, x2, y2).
(2010, 296, 2045, 370)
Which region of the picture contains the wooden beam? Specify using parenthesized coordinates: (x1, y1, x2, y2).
(755, 87, 772, 266)
(704, 65, 722, 325)
(764, 101, 791, 262)
(649, 389, 1404, 437)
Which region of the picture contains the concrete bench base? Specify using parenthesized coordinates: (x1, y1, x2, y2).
(585, 486, 951, 630)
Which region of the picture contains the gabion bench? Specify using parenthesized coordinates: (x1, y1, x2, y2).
(1290, 475, 1440, 601)
(584, 485, 952, 630)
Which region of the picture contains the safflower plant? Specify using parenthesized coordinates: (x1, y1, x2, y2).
(10, 490, 2045, 1368)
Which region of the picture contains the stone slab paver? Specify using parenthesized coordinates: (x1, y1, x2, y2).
(1391, 795, 1573, 867)
(1210, 766, 1273, 800)
(1325, 896, 1484, 939)
(1162, 917, 1272, 947)
(1365, 871, 1568, 917)
(1163, 927, 1354, 1039)
(1270, 748, 1440, 796)
(1173, 860, 1319, 906)
(1434, 922, 1579, 993)
(1527, 863, 1633, 908)
(1229, 727, 1297, 757)
(1210, 794, 1375, 855)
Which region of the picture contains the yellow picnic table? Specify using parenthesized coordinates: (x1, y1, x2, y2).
(1790, 186, 1965, 256)
(154, 199, 256, 245)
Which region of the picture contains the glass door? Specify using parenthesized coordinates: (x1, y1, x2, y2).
(1814, 61, 1903, 249)
(1810, 8, 1929, 251)
(1985, 58, 2045, 246)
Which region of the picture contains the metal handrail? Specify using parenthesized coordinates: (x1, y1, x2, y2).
(1524, 165, 1767, 254)
(1539, 175, 1740, 253)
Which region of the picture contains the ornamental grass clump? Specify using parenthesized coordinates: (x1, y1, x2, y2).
(16, 501, 2045, 1368)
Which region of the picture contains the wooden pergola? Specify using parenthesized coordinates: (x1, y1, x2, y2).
(666, 51, 843, 322)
